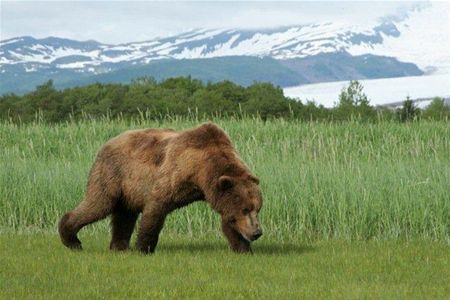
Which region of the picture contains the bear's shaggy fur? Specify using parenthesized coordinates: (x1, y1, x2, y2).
(59, 122, 263, 253)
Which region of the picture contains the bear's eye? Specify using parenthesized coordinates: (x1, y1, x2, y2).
(242, 208, 250, 215)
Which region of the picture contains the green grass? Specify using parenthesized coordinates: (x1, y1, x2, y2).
(1, 233, 448, 299)
(1, 117, 448, 298)
(0, 117, 448, 240)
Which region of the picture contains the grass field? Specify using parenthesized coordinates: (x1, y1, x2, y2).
(0, 117, 449, 298)
(1, 233, 449, 299)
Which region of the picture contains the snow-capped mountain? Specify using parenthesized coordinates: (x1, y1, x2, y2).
(0, 2, 446, 94)
(0, 22, 396, 67)
(0, 23, 394, 73)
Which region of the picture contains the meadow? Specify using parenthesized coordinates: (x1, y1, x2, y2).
(1, 117, 449, 298)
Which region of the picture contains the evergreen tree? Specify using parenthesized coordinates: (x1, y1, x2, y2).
(397, 97, 420, 122)
(335, 80, 376, 121)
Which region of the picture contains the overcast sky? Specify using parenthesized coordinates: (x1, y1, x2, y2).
(0, 1, 430, 44)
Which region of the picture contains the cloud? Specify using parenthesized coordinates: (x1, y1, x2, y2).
(0, 1, 427, 43)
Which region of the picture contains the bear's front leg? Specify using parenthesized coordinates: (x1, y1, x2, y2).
(136, 204, 167, 254)
(222, 221, 252, 253)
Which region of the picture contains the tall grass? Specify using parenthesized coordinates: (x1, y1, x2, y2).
(0, 117, 448, 241)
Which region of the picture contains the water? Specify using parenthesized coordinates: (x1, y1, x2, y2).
(283, 74, 450, 107)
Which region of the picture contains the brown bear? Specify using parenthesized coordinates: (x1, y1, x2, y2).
(59, 122, 263, 253)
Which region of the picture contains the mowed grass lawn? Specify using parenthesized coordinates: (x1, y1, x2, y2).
(1, 233, 448, 299)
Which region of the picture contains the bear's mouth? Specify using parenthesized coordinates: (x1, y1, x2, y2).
(239, 232, 253, 243)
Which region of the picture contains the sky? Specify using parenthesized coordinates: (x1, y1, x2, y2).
(0, 1, 433, 44)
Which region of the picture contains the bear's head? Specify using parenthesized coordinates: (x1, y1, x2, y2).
(217, 174, 263, 242)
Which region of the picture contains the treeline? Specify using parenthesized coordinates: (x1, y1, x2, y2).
(0, 77, 448, 123)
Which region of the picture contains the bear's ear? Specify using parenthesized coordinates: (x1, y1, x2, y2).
(248, 175, 260, 185)
(217, 175, 234, 192)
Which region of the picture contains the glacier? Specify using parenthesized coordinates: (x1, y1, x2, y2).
(284, 73, 450, 107)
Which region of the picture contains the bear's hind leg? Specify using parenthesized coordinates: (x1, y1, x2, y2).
(110, 202, 138, 251)
(59, 197, 115, 250)
(58, 212, 82, 250)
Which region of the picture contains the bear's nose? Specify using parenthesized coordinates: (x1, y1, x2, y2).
(252, 229, 263, 241)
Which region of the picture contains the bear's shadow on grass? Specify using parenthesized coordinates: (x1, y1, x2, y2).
(159, 242, 314, 255)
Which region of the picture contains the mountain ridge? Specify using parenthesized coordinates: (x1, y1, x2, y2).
(0, 22, 403, 71)
(2, 3, 446, 94)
